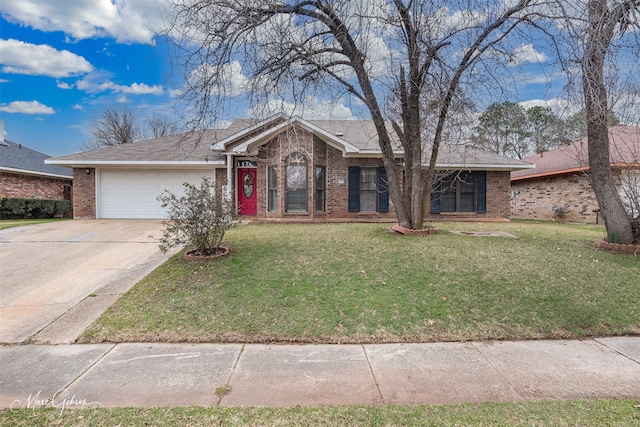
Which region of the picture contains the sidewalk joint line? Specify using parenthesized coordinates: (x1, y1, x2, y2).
(593, 338, 640, 365)
(51, 343, 117, 402)
(216, 344, 245, 406)
(361, 345, 384, 404)
(470, 342, 524, 402)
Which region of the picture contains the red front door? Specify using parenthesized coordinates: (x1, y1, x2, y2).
(237, 168, 257, 215)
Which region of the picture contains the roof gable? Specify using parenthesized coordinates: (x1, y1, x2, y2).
(213, 115, 362, 156)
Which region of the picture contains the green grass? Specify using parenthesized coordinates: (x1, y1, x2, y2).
(79, 222, 640, 344)
(2, 400, 639, 426)
(0, 218, 69, 230)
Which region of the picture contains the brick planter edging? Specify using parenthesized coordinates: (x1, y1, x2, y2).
(598, 239, 640, 256)
(391, 224, 438, 235)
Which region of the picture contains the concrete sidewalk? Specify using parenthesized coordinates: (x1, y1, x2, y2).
(1, 337, 638, 409)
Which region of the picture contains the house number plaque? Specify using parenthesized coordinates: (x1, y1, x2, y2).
(238, 160, 257, 167)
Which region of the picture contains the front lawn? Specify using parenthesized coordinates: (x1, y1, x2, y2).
(2, 400, 639, 426)
(0, 218, 68, 230)
(79, 222, 640, 344)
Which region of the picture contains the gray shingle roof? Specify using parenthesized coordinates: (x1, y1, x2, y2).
(0, 139, 72, 178)
(48, 118, 532, 170)
(49, 130, 226, 163)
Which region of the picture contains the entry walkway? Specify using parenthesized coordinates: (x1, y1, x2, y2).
(1, 337, 638, 409)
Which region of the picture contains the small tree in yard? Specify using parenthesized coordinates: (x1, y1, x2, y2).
(157, 177, 236, 256)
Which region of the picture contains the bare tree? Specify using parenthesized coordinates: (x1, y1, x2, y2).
(89, 105, 140, 149)
(143, 113, 180, 139)
(88, 106, 180, 149)
(581, 0, 639, 243)
(164, 0, 545, 229)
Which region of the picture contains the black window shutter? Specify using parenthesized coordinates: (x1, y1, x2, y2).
(377, 166, 389, 213)
(430, 178, 442, 214)
(348, 166, 360, 212)
(476, 171, 487, 214)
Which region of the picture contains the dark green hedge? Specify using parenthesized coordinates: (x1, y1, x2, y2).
(0, 198, 71, 219)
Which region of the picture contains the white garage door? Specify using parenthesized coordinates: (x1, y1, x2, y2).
(99, 169, 215, 219)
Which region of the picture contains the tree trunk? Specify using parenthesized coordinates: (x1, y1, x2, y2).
(583, 0, 634, 244)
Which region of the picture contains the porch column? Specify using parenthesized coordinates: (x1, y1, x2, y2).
(225, 153, 233, 201)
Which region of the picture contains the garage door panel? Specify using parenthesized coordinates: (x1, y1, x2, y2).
(99, 169, 215, 219)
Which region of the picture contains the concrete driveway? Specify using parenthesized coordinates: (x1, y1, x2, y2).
(0, 220, 177, 344)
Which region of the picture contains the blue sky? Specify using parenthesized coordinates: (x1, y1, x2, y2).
(0, 1, 588, 157)
(0, 1, 177, 156)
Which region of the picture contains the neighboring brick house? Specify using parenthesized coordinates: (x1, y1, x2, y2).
(47, 116, 532, 221)
(511, 125, 640, 222)
(0, 137, 73, 201)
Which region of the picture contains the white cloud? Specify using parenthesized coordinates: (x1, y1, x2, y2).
(116, 95, 128, 103)
(57, 81, 72, 89)
(519, 98, 580, 118)
(72, 104, 83, 110)
(188, 61, 249, 97)
(0, 0, 168, 44)
(168, 88, 183, 98)
(0, 39, 93, 78)
(509, 44, 549, 66)
(75, 72, 164, 95)
(248, 97, 354, 120)
(0, 78, 9, 83)
(441, 8, 488, 32)
(0, 100, 55, 114)
(121, 82, 163, 95)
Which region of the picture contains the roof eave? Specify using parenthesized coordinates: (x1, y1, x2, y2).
(45, 160, 225, 167)
(511, 166, 588, 181)
(433, 163, 535, 171)
(0, 166, 73, 180)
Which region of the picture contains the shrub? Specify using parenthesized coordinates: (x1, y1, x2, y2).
(0, 198, 71, 219)
(1, 197, 25, 218)
(1, 198, 26, 218)
(157, 177, 237, 256)
(54, 200, 71, 217)
(25, 199, 56, 218)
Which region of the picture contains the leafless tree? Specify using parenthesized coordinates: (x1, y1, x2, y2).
(535, 0, 640, 243)
(143, 113, 180, 139)
(581, 0, 639, 243)
(88, 106, 180, 149)
(89, 105, 140, 149)
(163, 0, 546, 229)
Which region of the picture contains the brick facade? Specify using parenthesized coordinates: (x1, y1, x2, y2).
(510, 171, 622, 223)
(486, 171, 513, 218)
(0, 171, 71, 200)
(65, 128, 516, 222)
(240, 127, 396, 221)
(423, 171, 512, 222)
(232, 127, 512, 222)
(72, 168, 96, 218)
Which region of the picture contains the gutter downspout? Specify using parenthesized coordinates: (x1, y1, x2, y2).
(225, 153, 233, 202)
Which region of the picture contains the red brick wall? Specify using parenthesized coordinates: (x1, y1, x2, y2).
(486, 171, 512, 218)
(423, 171, 512, 221)
(253, 128, 397, 221)
(72, 168, 96, 218)
(245, 126, 513, 221)
(0, 171, 71, 199)
(510, 171, 618, 223)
